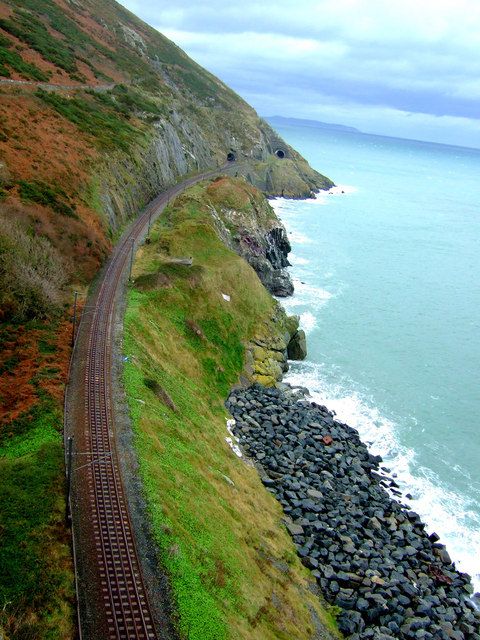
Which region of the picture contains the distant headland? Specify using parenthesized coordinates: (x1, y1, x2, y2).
(266, 115, 361, 133)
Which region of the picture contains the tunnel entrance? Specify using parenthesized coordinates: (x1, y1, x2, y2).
(275, 148, 286, 159)
(227, 152, 236, 162)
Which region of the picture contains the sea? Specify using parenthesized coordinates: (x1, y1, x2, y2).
(269, 121, 480, 591)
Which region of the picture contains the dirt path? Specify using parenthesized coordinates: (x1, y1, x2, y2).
(0, 77, 116, 91)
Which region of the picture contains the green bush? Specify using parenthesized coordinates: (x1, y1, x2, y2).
(18, 179, 77, 217)
(0, 11, 77, 73)
(0, 34, 49, 81)
(36, 89, 140, 151)
(113, 84, 162, 115)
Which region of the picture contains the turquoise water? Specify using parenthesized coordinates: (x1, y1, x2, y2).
(270, 124, 480, 589)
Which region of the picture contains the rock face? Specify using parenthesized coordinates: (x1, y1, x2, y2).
(247, 247, 293, 296)
(199, 177, 296, 297)
(97, 116, 333, 234)
(287, 329, 307, 360)
(242, 307, 303, 388)
(266, 227, 291, 268)
(256, 226, 294, 296)
(226, 385, 480, 640)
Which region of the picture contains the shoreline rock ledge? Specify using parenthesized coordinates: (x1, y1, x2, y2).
(226, 385, 480, 640)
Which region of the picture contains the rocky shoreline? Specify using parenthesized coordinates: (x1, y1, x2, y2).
(225, 385, 480, 639)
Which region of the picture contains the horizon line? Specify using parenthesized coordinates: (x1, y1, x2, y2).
(264, 114, 480, 153)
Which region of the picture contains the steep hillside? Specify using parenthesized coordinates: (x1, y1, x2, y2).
(0, 0, 332, 322)
(123, 176, 339, 640)
(0, 1, 334, 637)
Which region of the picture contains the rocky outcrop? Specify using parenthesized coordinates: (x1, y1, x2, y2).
(237, 120, 335, 197)
(266, 227, 291, 268)
(201, 177, 296, 296)
(247, 251, 293, 297)
(226, 385, 480, 640)
(156, 177, 308, 389)
(250, 226, 294, 296)
(240, 307, 307, 388)
(98, 113, 333, 235)
(287, 329, 307, 360)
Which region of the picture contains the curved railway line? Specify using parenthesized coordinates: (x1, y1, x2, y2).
(65, 166, 229, 640)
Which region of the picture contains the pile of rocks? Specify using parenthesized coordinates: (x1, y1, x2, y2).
(226, 385, 480, 639)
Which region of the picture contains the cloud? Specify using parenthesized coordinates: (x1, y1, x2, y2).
(118, 0, 480, 146)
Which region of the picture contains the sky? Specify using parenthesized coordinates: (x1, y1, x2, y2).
(118, 0, 480, 148)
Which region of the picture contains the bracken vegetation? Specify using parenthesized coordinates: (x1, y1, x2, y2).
(0, 33, 49, 81)
(0, 10, 77, 73)
(18, 180, 77, 217)
(35, 89, 141, 152)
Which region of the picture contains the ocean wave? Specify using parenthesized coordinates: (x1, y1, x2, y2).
(270, 197, 299, 217)
(287, 230, 312, 244)
(289, 253, 310, 266)
(300, 311, 317, 333)
(270, 185, 358, 219)
(285, 360, 480, 592)
(281, 279, 333, 314)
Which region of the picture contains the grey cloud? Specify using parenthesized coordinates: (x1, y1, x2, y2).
(118, 0, 480, 146)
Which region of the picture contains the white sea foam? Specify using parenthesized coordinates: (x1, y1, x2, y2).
(300, 311, 317, 333)
(285, 361, 480, 591)
(270, 197, 297, 216)
(294, 279, 333, 298)
(289, 253, 310, 266)
(281, 281, 333, 317)
(287, 230, 311, 244)
(270, 185, 358, 220)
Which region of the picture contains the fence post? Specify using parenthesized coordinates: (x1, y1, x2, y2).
(71, 291, 78, 347)
(129, 238, 135, 281)
(65, 436, 73, 525)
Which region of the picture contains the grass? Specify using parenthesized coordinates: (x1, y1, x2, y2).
(123, 179, 340, 639)
(0, 399, 74, 640)
(0, 318, 74, 640)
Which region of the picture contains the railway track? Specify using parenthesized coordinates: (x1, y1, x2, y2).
(65, 167, 228, 640)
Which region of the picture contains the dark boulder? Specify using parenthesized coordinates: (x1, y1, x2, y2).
(287, 330, 307, 360)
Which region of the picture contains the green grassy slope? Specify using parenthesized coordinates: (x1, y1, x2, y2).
(123, 178, 341, 639)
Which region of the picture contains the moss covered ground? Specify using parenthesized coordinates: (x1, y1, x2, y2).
(123, 181, 340, 639)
